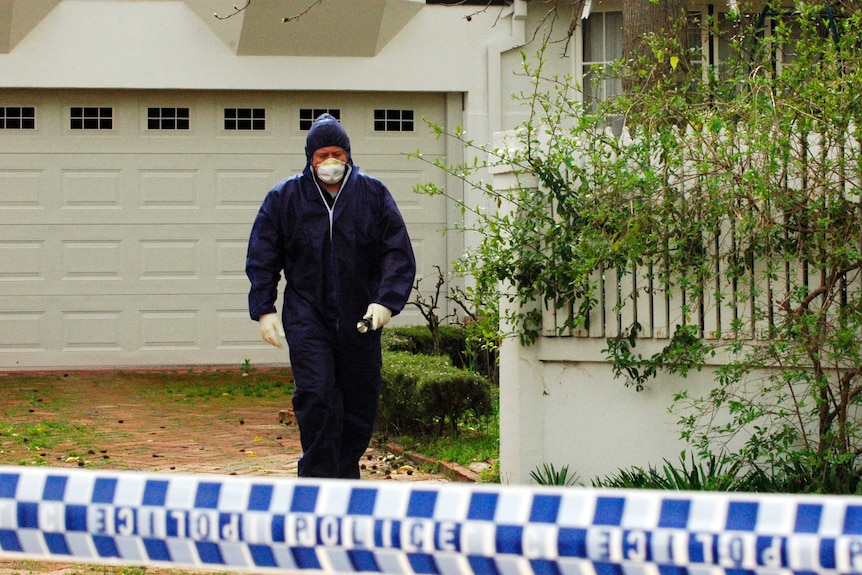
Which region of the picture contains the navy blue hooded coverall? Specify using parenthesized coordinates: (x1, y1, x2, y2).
(246, 114, 416, 478)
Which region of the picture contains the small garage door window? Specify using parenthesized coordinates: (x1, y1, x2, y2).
(148, 107, 190, 130)
(0, 106, 36, 129)
(374, 109, 413, 132)
(224, 108, 266, 131)
(299, 108, 341, 130)
(71, 107, 113, 130)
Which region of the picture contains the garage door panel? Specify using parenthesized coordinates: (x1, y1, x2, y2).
(360, 170, 446, 226)
(355, 152, 447, 221)
(410, 225, 449, 279)
(217, 307, 261, 350)
(0, 167, 47, 210)
(359, 131, 442, 156)
(0, 309, 47, 354)
(0, 239, 45, 283)
(63, 168, 125, 210)
(63, 239, 124, 282)
(62, 309, 125, 353)
(0, 236, 58, 289)
(215, 165, 295, 210)
(137, 238, 202, 282)
(0, 224, 252, 296)
(0, 154, 298, 225)
(0, 294, 264, 368)
(350, 94, 447, 155)
(138, 168, 201, 209)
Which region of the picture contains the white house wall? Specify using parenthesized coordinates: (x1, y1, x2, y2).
(494, 2, 690, 486)
(497, 2, 592, 129)
(500, 333, 721, 485)
(0, 1, 513, 93)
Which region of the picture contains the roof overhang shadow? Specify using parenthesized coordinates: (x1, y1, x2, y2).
(183, 0, 424, 57)
(0, 0, 61, 54)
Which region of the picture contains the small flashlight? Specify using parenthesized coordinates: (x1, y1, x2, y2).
(356, 318, 371, 333)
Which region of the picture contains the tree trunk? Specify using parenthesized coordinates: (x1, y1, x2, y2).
(621, 0, 689, 92)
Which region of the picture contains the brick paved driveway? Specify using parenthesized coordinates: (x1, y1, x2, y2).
(0, 368, 447, 480)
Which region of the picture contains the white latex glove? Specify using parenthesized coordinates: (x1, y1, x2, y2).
(259, 313, 285, 349)
(364, 303, 392, 331)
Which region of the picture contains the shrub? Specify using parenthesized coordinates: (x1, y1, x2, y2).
(378, 351, 495, 436)
(382, 326, 468, 369)
(530, 463, 581, 487)
(590, 453, 862, 494)
(592, 453, 748, 491)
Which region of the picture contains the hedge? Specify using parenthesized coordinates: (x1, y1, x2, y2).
(378, 351, 495, 436)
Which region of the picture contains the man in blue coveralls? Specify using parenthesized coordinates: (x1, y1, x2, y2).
(246, 113, 416, 478)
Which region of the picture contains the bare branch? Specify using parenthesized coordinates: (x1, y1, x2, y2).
(283, 0, 325, 23)
(214, 0, 251, 20)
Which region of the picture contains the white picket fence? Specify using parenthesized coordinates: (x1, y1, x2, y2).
(522, 126, 862, 346)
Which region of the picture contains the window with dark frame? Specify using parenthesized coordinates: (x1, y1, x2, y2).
(373, 109, 414, 132)
(299, 108, 341, 130)
(148, 107, 190, 130)
(0, 107, 36, 130)
(70, 107, 113, 130)
(224, 108, 266, 131)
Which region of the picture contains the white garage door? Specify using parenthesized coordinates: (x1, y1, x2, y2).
(0, 89, 455, 369)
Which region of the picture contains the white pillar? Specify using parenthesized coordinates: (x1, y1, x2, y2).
(490, 130, 546, 485)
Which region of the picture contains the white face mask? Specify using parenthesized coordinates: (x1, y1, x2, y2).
(316, 158, 346, 185)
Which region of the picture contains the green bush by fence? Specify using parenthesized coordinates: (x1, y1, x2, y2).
(378, 351, 495, 436)
(382, 326, 467, 368)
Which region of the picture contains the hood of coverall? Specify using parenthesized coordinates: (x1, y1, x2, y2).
(304, 113, 352, 166)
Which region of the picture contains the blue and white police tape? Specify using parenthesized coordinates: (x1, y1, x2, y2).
(3, 465, 862, 575)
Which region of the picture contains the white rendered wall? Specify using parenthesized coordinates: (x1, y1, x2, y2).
(0, 2, 513, 104)
(499, 323, 721, 486)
